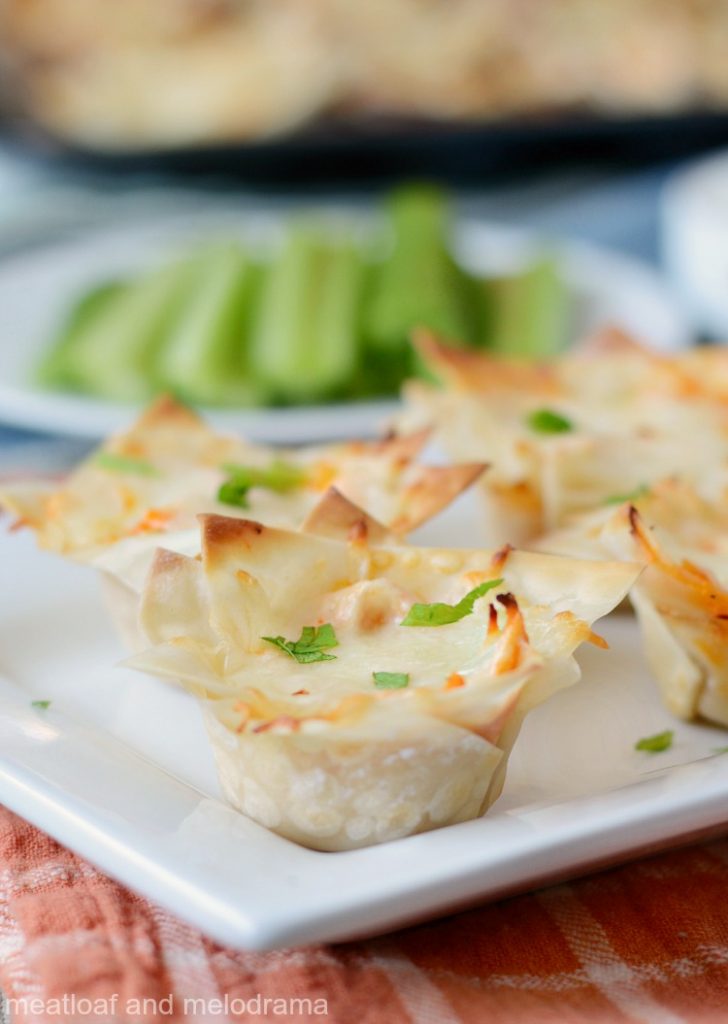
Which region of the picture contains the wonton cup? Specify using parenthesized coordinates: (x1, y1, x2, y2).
(402, 329, 728, 546)
(538, 479, 728, 728)
(0, 395, 485, 560)
(0, 396, 485, 649)
(129, 513, 639, 851)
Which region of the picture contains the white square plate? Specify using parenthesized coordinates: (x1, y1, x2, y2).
(1, 498, 727, 951)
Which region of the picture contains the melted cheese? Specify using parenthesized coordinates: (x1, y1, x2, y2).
(129, 515, 639, 850)
(538, 478, 728, 727)
(0, 397, 484, 565)
(404, 331, 728, 546)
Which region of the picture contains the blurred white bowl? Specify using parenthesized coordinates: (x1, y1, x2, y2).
(662, 151, 728, 339)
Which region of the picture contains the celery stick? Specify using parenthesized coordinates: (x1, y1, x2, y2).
(63, 257, 195, 402)
(485, 256, 569, 358)
(363, 186, 477, 382)
(313, 241, 362, 397)
(155, 242, 264, 407)
(35, 280, 127, 390)
(249, 228, 362, 403)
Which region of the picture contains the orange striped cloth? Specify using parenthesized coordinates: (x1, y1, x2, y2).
(1, 805, 728, 1024)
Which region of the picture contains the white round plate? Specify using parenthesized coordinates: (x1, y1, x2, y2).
(0, 209, 691, 442)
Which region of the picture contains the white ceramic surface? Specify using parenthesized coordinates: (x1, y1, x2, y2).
(0, 491, 726, 950)
(663, 150, 728, 338)
(0, 210, 691, 442)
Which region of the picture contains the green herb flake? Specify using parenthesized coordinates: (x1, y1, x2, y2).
(218, 459, 309, 509)
(635, 730, 674, 753)
(526, 408, 573, 434)
(95, 452, 160, 477)
(31, 700, 51, 710)
(217, 477, 250, 509)
(373, 671, 410, 690)
(401, 578, 503, 627)
(604, 485, 649, 506)
(262, 623, 338, 664)
(712, 746, 728, 755)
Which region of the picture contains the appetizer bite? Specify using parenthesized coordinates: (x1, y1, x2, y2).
(539, 480, 728, 728)
(403, 329, 728, 545)
(129, 513, 639, 850)
(0, 394, 485, 574)
(0, 396, 484, 649)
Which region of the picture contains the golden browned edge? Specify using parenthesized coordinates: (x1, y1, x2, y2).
(624, 499, 728, 678)
(354, 425, 433, 464)
(301, 487, 392, 544)
(127, 394, 204, 433)
(148, 545, 192, 578)
(578, 323, 652, 356)
(411, 328, 560, 394)
(198, 513, 267, 568)
(390, 462, 488, 534)
(627, 502, 728, 621)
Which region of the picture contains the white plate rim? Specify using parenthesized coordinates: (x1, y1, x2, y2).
(1, 680, 727, 951)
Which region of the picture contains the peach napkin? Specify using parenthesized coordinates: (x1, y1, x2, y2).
(1, 805, 728, 1023)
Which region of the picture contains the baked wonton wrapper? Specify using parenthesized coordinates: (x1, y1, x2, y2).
(402, 329, 728, 546)
(0, 395, 485, 559)
(0, 396, 485, 646)
(538, 479, 728, 728)
(129, 514, 639, 851)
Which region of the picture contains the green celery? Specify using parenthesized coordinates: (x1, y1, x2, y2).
(363, 186, 478, 385)
(249, 227, 363, 403)
(484, 256, 569, 358)
(35, 280, 128, 390)
(62, 257, 196, 402)
(155, 242, 264, 407)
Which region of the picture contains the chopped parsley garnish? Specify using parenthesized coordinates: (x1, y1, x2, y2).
(94, 452, 159, 477)
(604, 485, 649, 506)
(373, 671, 410, 690)
(263, 623, 338, 663)
(712, 746, 728, 755)
(217, 477, 251, 508)
(526, 408, 573, 434)
(635, 730, 673, 753)
(401, 578, 503, 627)
(31, 700, 51, 710)
(217, 460, 308, 509)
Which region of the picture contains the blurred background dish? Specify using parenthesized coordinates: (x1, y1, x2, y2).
(662, 150, 728, 340)
(0, 197, 690, 441)
(5, 0, 728, 159)
(0, 0, 726, 453)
